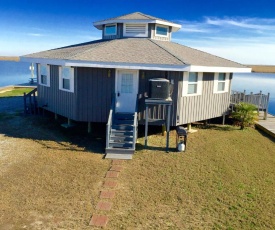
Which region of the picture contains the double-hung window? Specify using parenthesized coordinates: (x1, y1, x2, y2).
(214, 73, 230, 93)
(188, 72, 198, 94)
(39, 64, 50, 87)
(59, 66, 74, 93)
(182, 72, 203, 96)
(156, 25, 169, 37)
(105, 24, 117, 36)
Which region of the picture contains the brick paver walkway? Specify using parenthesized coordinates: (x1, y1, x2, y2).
(90, 159, 125, 228)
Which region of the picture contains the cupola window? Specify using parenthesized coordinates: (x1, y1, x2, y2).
(156, 25, 169, 37)
(105, 24, 117, 36)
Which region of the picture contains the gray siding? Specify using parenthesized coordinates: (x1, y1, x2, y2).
(37, 65, 78, 119)
(137, 70, 180, 126)
(176, 72, 232, 125)
(76, 68, 115, 122)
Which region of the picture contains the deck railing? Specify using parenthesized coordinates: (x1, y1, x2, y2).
(230, 90, 270, 119)
(23, 88, 38, 115)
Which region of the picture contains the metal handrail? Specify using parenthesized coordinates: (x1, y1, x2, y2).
(106, 94, 115, 148)
(132, 94, 139, 149)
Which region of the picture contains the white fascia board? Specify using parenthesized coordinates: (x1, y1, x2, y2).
(65, 60, 189, 71)
(189, 65, 252, 73)
(93, 19, 181, 32)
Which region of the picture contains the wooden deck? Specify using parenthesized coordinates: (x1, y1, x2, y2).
(256, 112, 275, 138)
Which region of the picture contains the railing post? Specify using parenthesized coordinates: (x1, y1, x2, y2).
(265, 93, 270, 120)
(258, 90, 262, 113)
(243, 90, 246, 102)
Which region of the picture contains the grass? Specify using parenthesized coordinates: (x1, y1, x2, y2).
(0, 56, 19, 61)
(0, 87, 34, 97)
(248, 65, 275, 73)
(0, 115, 275, 229)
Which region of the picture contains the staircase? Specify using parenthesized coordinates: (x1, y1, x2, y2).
(105, 98, 138, 159)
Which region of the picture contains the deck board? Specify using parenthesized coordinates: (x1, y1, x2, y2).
(256, 112, 275, 138)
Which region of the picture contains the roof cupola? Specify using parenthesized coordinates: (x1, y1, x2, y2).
(93, 12, 181, 41)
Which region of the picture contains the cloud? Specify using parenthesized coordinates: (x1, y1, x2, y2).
(27, 33, 44, 37)
(172, 17, 275, 65)
(205, 17, 275, 31)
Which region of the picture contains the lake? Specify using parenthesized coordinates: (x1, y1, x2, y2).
(0, 61, 36, 87)
(0, 61, 274, 115)
(232, 73, 275, 115)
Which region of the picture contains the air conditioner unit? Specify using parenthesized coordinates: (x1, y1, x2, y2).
(148, 78, 170, 99)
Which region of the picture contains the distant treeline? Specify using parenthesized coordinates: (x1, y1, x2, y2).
(247, 65, 275, 73)
(0, 56, 20, 61)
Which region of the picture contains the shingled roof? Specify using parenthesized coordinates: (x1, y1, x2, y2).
(94, 12, 174, 24)
(23, 38, 246, 69)
(93, 12, 181, 32)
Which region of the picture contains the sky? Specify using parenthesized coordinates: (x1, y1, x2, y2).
(0, 0, 275, 65)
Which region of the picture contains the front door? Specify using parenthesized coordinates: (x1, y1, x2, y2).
(116, 70, 139, 113)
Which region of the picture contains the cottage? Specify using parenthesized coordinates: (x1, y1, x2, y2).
(21, 12, 251, 156)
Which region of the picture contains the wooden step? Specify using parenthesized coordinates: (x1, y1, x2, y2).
(110, 135, 133, 142)
(114, 113, 134, 119)
(112, 125, 133, 131)
(114, 119, 134, 125)
(109, 142, 133, 148)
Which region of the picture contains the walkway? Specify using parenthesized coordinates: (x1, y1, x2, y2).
(256, 112, 275, 138)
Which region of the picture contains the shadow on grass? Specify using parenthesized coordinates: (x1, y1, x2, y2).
(255, 127, 275, 143)
(135, 143, 178, 152)
(199, 124, 239, 131)
(0, 112, 106, 154)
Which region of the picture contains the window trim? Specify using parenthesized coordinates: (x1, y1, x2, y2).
(59, 66, 74, 93)
(182, 72, 203, 96)
(104, 23, 117, 36)
(155, 24, 169, 37)
(213, 73, 230, 93)
(38, 64, 50, 87)
(123, 23, 148, 37)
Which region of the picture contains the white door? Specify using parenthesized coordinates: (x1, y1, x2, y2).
(116, 70, 139, 113)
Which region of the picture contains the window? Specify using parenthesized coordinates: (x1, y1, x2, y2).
(105, 24, 117, 36)
(188, 72, 198, 94)
(121, 74, 133, 93)
(39, 64, 50, 87)
(59, 66, 74, 93)
(218, 73, 226, 91)
(214, 73, 230, 93)
(156, 25, 168, 37)
(123, 23, 148, 37)
(182, 72, 203, 96)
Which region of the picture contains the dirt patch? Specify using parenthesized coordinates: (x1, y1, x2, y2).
(0, 115, 110, 229)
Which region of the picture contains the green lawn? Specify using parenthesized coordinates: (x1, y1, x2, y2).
(108, 126, 275, 229)
(0, 114, 274, 229)
(0, 87, 34, 97)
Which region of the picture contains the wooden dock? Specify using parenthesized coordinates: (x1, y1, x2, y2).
(256, 112, 275, 138)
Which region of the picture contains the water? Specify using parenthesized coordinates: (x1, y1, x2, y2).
(0, 61, 36, 87)
(232, 73, 275, 115)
